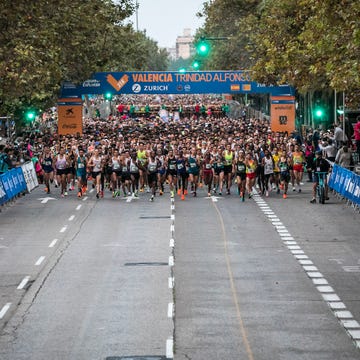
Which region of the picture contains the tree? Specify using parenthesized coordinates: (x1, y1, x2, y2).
(0, 0, 169, 123)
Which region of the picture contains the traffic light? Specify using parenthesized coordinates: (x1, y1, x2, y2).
(314, 107, 324, 121)
(196, 39, 210, 56)
(178, 67, 186, 73)
(104, 92, 113, 101)
(192, 60, 200, 70)
(25, 109, 36, 122)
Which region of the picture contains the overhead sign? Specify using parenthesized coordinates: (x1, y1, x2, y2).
(61, 71, 294, 97)
(270, 96, 296, 133)
(57, 98, 83, 135)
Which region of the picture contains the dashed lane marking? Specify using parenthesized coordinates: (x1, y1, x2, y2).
(0, 303, 11, 319)
(49, 239, 58, 248)
(68, 215, 75, 221)
(76, 204, 82, 210)
(17, 276, 30, 290)
(35, 256, 45, 266)
(253, 195, 360, 349)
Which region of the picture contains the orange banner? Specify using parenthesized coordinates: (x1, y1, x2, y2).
(57, 98, 83, 135)
(270, 96, 295, 134)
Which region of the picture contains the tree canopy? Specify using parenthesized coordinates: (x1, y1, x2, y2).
(197, 0, 360, 106)
(0, 0, 169, 119)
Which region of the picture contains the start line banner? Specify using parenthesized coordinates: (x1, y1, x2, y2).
(61, 71, 294, 97)
(328, 164, 360, 206)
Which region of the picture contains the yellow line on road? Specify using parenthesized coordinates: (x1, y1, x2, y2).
(213, 201, 255, 360)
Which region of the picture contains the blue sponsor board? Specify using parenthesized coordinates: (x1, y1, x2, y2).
(61, 71, 295, 97)
(328, 164, 360, 206)
(0, 168, 27, 205)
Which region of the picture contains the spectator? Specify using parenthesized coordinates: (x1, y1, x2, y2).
(323, 138, 337, 162)
(352, 116, 360, 162)
(333, 123, 348, 149)
(335, 145, 353, 169)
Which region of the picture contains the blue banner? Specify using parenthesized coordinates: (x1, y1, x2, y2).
(329, 164, 360, 206)
(0, 168, 27, 205)
(61, 71, 295, 97)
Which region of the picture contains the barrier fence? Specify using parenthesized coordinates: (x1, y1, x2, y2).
(328, 164, 360, 209)
(0, 162, 38, 206)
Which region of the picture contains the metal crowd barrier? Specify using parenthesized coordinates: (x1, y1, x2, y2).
(0, 162, 38, 208)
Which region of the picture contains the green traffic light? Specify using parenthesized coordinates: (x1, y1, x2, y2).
(315, 109, 323, 117)
(178, 68, 186, 73)
(25, 110, 36, 121)
(196, 40, 210, 56)
(192, 61, 200, 70)
(104, 92, 113, 100)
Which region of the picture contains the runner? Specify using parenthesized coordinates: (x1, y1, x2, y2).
(54, 147, 69, 197)
(120, 150, 132, 196)
(146, 150, 161, 201)
(213, 146, 224, 195)
(278, 154, 291, 199)
(245, 152, 257, 198)
(235, 150, 247, 201)
(40, 145, 54, 194)
(262, 149, 275, 197)
(88, 148, 103, 199)
(201, 151, 214, 197)
(75, 148, 87, 198)
(166, 149, 177, 198)
(187, 147, 201, 197)
(176, 150, 187, 201)
(292, 144, 305, 193)
(110, 149, 122, 197)
(223, 143, 234, 195)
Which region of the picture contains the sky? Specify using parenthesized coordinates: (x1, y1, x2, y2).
(129, 0, 205, 48)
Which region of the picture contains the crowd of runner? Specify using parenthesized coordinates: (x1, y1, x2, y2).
(1, 95, 359, 204)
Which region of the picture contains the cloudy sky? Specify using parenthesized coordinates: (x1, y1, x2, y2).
(129, 0, 205, 48)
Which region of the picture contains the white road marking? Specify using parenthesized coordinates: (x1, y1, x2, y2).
(303, 265, 318, 271)
(166, 338, 174, 359)
(60, 226, 67, 233)
(171, 214, 175, 221)
(35, 256, 45, 266)
(347, 330, 360, 339)
(295, 254, 309, 259)
(171, 205, 175, 210)
(312, 278, 328, 285)
(38, 197, 56, 204)
(341, 320, 360, 329)
(317, 286, 334, 293)
(0, 303, 11, 319)
(329, 302, 346, 309)
(170, 224, 175, 232)
(169, 238, 175, 248)
(169, 256, 174, 266)
(17, 276, 30, 290)
(82, 196, 88, 201)
(49, 239, 58, 248)
(307, 272, 323, 278)
(288, 245, 301, 250)
(322, 293, 341, 302)
(284, 241, 297, 245)
(291, 250, 304, 254)
(299, 259, 313, 265)
(90, 188, 94, 193)
(68, 215, 75, 221)
(168, 277, 174, 289)
(167, 303, 174, 318)
(76, 204, 82, 211)
(335, 311, 353, 319)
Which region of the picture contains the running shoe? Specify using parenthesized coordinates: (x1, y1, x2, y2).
(292, 187, 296, 192)
(177, 189, 181, 196)
(199, 182, 203, 188)
(242, 196, 245, 202)
(184, 190, 188, 195)
(64, 191, 68, 196)
(61, 193, 65, 198)
(219, 192, 222, 196)
(128, 192, 131, 196)
(112, 191, 116, 198)
(227, 189, 230, 195)
(310, 198, 316, 203)
(283, 193, 287, 199)
(159, 190, 163, 196)
(298, 189, 301, 193)
(44, 187, 48, 192)
(101, 191, 104, 198)
(193, 192, 197, 197)
(266, 190, 269, 197)
(134, 192, 138, 198)
(170, 190, 175, 198)
(70, 185, 75, 191)
(208, 192, 211, 197)
(77, 191, 82, 198)
(280, 184, 284, 190)
(92, 183, 95, 189)
(140, 188, 144, 193)
(277, 188, 280, 194)
(149, 195, 154, 202)
(96, 192, 99, 199)
(181, 194, 185, 201)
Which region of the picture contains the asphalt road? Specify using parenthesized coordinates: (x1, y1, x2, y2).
(0, 181, 359, 360)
